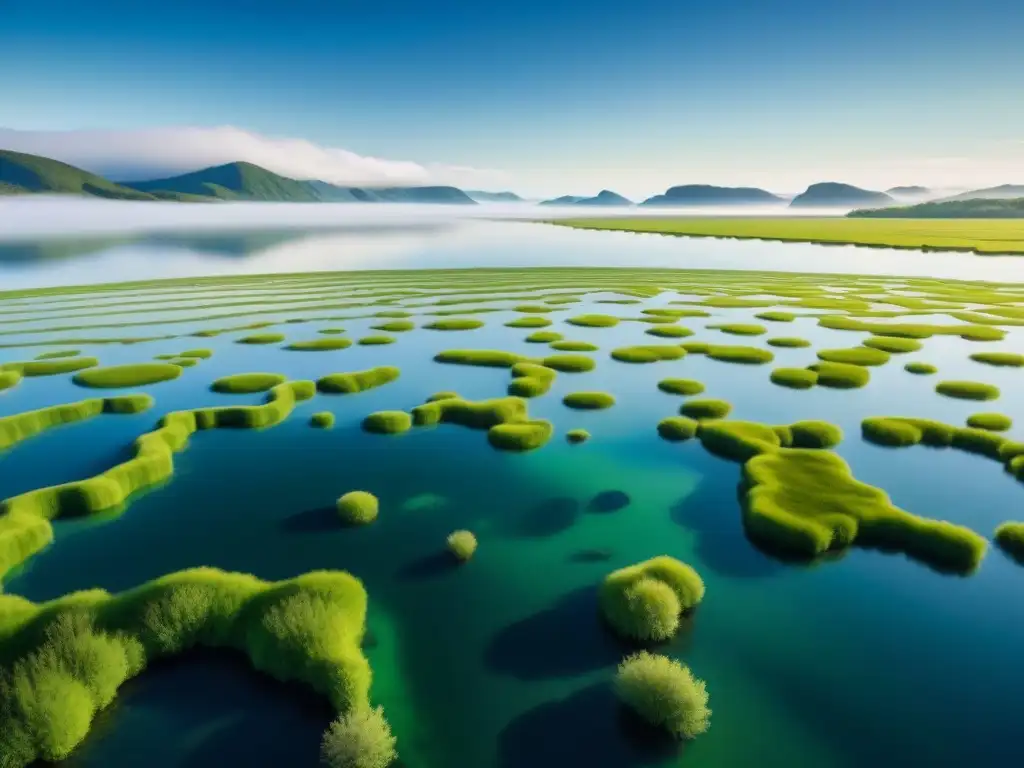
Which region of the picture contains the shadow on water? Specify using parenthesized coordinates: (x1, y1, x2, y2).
(568, 547, 615, 563)
(507, 496, 580, 537)
(497, 682, 681, 768)
(587, 490, 631, 513)
(397, 551, 459, 581)
(281, 505, 339, 533)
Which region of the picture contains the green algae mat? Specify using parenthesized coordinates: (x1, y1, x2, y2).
(1, 266, 1024, 768)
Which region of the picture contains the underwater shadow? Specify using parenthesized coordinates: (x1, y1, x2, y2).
(510, 496, 580, 537)
(485, 586, 627, 680)
(281, 505, 338, 533)
(497, 682, 681, 768)
(397, 552, 458, 581)
(587, 490, 631, 513)
(568, 547, 615, 563)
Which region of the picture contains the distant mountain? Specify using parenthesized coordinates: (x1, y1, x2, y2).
(0, 149, 158, 200)
(466, 190, 523, 203)
(939, 184, 1024, 202)
(886, 185, 930, 196)
(849, 197, 1024, 219)
(539, 190, 632, 206)
(789, 182, 894, 208)
(642, 184, 783, 206)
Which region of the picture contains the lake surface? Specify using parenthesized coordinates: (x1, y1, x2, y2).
(1, 212, 1023, 768)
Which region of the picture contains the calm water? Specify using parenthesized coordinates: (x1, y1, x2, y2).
(1, 217, 1023, 768)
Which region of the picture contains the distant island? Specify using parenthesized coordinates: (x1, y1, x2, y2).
(539, 190, 632, 206)
(789, 182, 894, 208)
(849, 197, 1024, 219)
(641, 184, 783, 206)
(465, 190, 523, 203)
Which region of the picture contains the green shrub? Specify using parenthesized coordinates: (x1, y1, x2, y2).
(1, 357, 99, 377)
(563, 391, 615, 410)
(707, 323, 766, 336)
(807, 362, 870, 389)
(433, 350, 529, 368)
(936, 380, 1000, 401)
(567, 314, 619, 328)
(311, 412, 335, 429)
(970, 352, 1024, 367)
(237, 333, 285, 344)
(615, 652, 711, 739)
(211, 373, 286, 394)
(705, 345, 773, 365)
(770, 367, 817, 389)
(862, 336, 922, 353)
(657, 378, 704, 396)
(321, 706, 397, 768)
(505, 316, 551, 328)
(286, 338, 353, 351)
(566, 429, 591, 444)
(336, 492, 379, 525)
(966, 413, 1012, 432)
(600, 556, 705, 641)
(35, 350, 81, 360)
(73, 363, 182, 389)
(371, 320, 414, 333)
(362, 411, 412, 434)
(357, 336, 395, 346)
(816, 347, 890, 367)
(679, 399, 731, 420)
(486, 420, 553, 451)
(549, 340, 598, 352)
(904, 362, 937, 375)
(446, 530, 478, 562)
(540, 354, 595, 373)
(508, 363, 556, 398)
(645, 325, 693, 338)
(756, 311, 796, 322)
(994, 522, 1024, 564)
(611, 345, 686, 364)
(0, 370, 22, 390)
(424, 318, 484, 331)
(318, 367, 400, 394)
(766, 337, 811, 348)
(657, 416, 699, 442)
(525, 331, 563, 343)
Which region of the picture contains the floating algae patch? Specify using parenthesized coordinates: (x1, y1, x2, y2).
(285, 338, 353, 351)
(1, 357, 99, 377)
(615, 652, 711, 740)
(318, 328, 345, 335)
(818, 315, 1006, 342)
(816, 347, 891, 367)
(505, 316, 552, 329)
(179, 349, 213, 359)
(935, 380, 1000, 401)
(169, 357, 197, 368)
(0, 370, 22, 391)
(756, 311, 797, 322)
(657, 378, 705, 396)
(767, 337, 811, 348)
(34, 349, 81, 360)
(211, 372, 287, 394)
(808, 362, 870, 389)
(680, 398, 732, 420)
(995, 522, 1024, 564)
(599, 556, 705, 642)
(362, 410, 413, 434)
(562, 391, 615, 410)
(73, 363, 183, 389)
(310, 411, 335, 428)
(969, 351, 1024, 367)
(645, 325, 694, 338)
(236, 333, 285, 345)
(508, 363, 556, 398)
(657, 416, 699, 441)
(905, 362, 937, 375)
(424, 318, 485, 331)
(434, 350, 530, 368)
(567, 314, 620, 328)
(862, 336, 922, 354)
(409, 395, 552, 451)
(859, 416, 1024, 469)
(770, 368, 817, 389)
(317, 366, 400, 394)
(966, 413, 1012, 431)
(566, 428, 591, 443)
(525, 331, 563, 344)
(372, 320, 415, 333)
(0, 395, 154, 451)
(703, 345, 774, 365)
(540, 354, 595, 373)
(549, 340, 598, 352)
(611, 345, 686, 363)
(707, 323, 767, 336)
(336, 491, 379, 525)
(358, 335, 396, 345)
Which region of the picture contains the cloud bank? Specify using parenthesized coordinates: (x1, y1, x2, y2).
(0, 125, 508, 188)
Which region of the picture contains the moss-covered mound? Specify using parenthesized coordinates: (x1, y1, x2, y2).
(505, 316, 552, 328)
(904, 362, 937, 375)
(969, 351, 1024, 367)
(566, 428, 591, 444)
(211, 372, 287, 394)
(236, 333, 285, 344)
(317, 367, 400, 394)
(966, 412, 1012, 432)
(657, 378, 705, 396)
(0, 396, 154, 451)
(770, 367, 817, 389)
(410, 395, 552, 452)
(446, 530, 477, 562)
(567, 314, 620, 328)
(615, 652, 711, 739)
(424, 318, 484, 331)
(337, 491, 379, 525)
(679, 398, 732, 420)
(0, 568, 375, 766)
(657, 416, 699, 442)
(358, 335, 396, 345)
(362, 411, 413, 434)
(34, 350, 81, 360)
(1, 357, 100, 377)
(372, 320, 415, 333)
(808, 361, 870, 388)
(645, 325, 694, 338)
(994, 522, 1024, 564)
(319, 328, 345, 335)
(756, 311, 796, 322)
(310, 411, 335, 429)
(599, 556, 705, 642)
(541, 354, 595, 373)
(935, 380, 1000, 401)
(285, 338, 353, 351)
(862, 336, 922, 353)
(508, 363, 557, 398)
(434, 349, 530, 368)
(170, 357, 198, 368)
(73, 363, 182, 389)
(321, 707, 396, 768)
(549, 340, 598, 352)
(860, 416, 1024, 469)
(563, 391, 615, 410)
(525, 331, 563, 343)
(179, 349, 213, 359)
(0, 370, 22, 391)
(708, 323, 766, 336)
(816, 347, 891, 367)
(702, 345, 774, 365)
(487, 420, 554, 451)
(766, 337, 811, 348)
(611, 345, 687, 364)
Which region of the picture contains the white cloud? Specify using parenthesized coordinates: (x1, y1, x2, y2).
(0, 125, 508, 188)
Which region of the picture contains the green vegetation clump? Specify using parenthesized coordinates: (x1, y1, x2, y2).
(707, 323, 766, 336)
(935, 380, 1000, 401)
(860, 416, 1024, 467)
(566, 429, 591, 444)
(680, 342, 710, 354)
(540, 354, 595, 373)
(0, 370, 22, 390)
(317, 367, 400, 394)
(808, 361, 870, 388)
(645, 325, 693, 338)
(170, 357, 197, 368)
(679, 399, 732, 420)
(704, 345, 773, 365)
(179, 349, 213, 359)
(0, 567, 375, 766)
(611, 345, 686, 364)
(372, 320, 414, 333)
(770, 367, 817, 389)
(657, 416, 699, 442)
(966, 413, 1012, 432)
(0, 396, 155, 451)
(446, 530, 478, 562)
(525, 331, 563, 343)
(236, 333, 285, 344)
(1, 357, 99, 377)
(101, 394, 155, 414)
(816, 347, 891, 367)
(35, 350, 81, 360)
(211, 372, 287, 394)
(657, 378, 705, 396)
(994, 522, 1024, 564)
(505, 316, 551, 328)
(566, 314, 620, 328)
(337, 491, 379, 525)
(321, 706, 397, 768)
(599, 556, 705, 641)
(426, 391, 459, 401)
(549, 340, 598, 352)
(410, 395, 552, 452)
(434, 349, 529, 368)
(362, 411, 412, 434)
(766, 337, 810, 348)
(905, 362, 937, 375)
(319, 328, 345, 335)
(358, 335, 396, 345)
(311, 411, 335, 429)
(862, 336, 922, 353)
(286, 338, 353, 351)
(756, 311, 796, 322)
(563, 391, 615, 410)
(73, 363, 182, 388)
(615, 652, 711, 739)
(508, 363, 556, 398)
(424, 318, 484, 331)
(969, 351, 1024, 367)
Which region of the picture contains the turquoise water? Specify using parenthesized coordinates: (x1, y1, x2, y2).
(1, 226, 1023, 767)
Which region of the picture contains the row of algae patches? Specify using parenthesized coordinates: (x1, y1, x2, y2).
(0, 567, 397, 768)
(0, 382, 314, 580)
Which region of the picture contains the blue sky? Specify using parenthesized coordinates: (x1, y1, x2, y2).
(2, 0, 1023, 197)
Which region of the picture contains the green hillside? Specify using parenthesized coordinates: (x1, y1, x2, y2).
(849, 197, 1024, 218)
(0, 149, 157, 200)
(122, 161, 323, 201)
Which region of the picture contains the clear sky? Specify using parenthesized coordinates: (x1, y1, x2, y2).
(2, 0, 1023, 198)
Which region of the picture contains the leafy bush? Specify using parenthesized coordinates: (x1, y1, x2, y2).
(446, 530, 478, 562)
(615, 652, 711, 739)
(321, 706, 397, 768)
(600, 556, 705, 641)
(336, 492, 379, 525)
